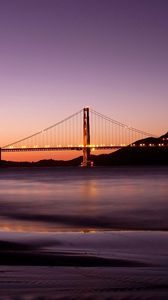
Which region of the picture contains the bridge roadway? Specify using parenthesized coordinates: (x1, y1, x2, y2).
(1, 146, 124, 152)
(1, 144, 167, 152)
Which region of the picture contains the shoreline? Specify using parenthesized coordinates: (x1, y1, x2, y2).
(0, 230, 168, 267)
(0, 230, 168, 299)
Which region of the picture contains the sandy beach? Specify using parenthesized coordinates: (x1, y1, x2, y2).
(0, 230, 168, 299)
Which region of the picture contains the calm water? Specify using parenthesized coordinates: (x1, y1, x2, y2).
(0, 166, 168, 232)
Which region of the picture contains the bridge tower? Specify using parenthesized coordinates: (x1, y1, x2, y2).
(82, 107, 91, 167)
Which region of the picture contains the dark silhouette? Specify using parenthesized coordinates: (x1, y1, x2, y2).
(1, 132, 168, 167)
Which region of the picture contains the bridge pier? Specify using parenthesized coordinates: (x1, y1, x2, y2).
(82, 107, 91, 167)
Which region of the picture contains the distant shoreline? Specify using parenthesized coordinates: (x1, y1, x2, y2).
(1, 148, 168, 167)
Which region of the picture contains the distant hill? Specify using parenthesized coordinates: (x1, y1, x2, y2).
(1, 132, 168, 167)
(92, 131, 168, 166)
(1, 157, 83, 168)
(133, 131, 168, 147)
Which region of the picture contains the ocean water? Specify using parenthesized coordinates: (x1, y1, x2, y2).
(0, 166, 168, 233)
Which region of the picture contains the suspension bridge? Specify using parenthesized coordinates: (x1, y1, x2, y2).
(1, 107, 159, 166)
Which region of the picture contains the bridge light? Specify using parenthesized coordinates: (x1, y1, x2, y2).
(92, 147, 95, 151)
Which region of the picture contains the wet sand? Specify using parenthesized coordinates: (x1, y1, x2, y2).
(0, 231, 168, 299)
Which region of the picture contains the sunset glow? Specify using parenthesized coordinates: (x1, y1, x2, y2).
(0, 0, 167, 161)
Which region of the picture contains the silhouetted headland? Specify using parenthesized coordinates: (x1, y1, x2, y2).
(1, 132, 168, 167)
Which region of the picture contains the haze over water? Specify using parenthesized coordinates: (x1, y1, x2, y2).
(0, 166, 168, 233)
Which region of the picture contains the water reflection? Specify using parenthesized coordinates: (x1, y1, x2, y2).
(0, 167, 168, 232)
(81, 179, 98, 198)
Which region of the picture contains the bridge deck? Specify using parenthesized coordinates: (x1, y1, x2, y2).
(1, 146, 123, 152)
(1, 145, 167, 152)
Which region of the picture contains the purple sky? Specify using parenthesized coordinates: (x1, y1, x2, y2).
(0, 0, 168, 150)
